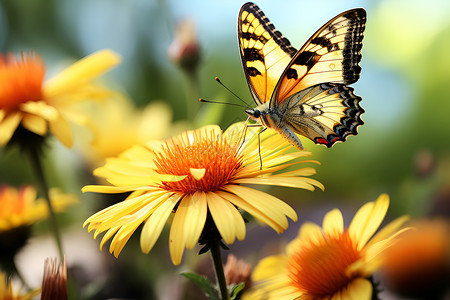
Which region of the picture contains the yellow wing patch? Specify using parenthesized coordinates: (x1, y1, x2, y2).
(274, 11, 366, 104)
(238, 2, 296, 104)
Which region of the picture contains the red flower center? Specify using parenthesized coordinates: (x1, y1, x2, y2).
(287, 231, 362, 297)
(153, 129, 243, 194)
(0, 53, 45, 111)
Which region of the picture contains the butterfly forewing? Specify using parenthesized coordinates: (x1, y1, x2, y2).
(273, 9, 366, 105)
(238, 2, 297, 105)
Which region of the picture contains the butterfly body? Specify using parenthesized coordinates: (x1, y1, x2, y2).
(239, 2, 366, 148)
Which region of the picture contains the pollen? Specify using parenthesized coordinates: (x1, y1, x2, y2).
(287, 231, 362, 297)
(153, 129, 243, 194)
(0, 53, 45, 111)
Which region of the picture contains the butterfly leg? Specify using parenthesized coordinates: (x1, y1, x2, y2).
(257, 127, 267, 170)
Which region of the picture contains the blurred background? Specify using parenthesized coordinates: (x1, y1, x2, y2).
(1, 0, 449, 299)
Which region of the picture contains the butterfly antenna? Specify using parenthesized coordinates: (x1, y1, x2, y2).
(214, 77, 253, 109)
(199, 98, 249, 109)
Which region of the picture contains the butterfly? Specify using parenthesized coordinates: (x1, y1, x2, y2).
(239, 2, 366, 149)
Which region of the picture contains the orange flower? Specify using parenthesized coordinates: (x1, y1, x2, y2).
(0, 50, 121, 148)
(381, 219, 450, 297)
(244, 194, 410, 300)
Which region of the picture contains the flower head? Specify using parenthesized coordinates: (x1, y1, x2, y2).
(83, 123, 323, 265)
(167, 17, 201, 72)
(243, 194, 410, 300)
(380, 219, 450, 297)
(0, 185, 77, 232)
(0, 50, 121, 148)
(41, 257, 68, 300)
(0, 271, 40, 300)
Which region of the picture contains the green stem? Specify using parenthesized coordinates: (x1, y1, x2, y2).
(28, 148, 64, 261)
(210, 240, 229, 300)
(184, 69, 200, 121)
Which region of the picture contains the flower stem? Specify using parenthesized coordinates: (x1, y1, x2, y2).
(210, 240, 229, 300)
(28, 147, 64, 260)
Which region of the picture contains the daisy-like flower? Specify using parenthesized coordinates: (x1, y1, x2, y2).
(0, 271, 40, 300)
(77, 97, 173, 166)
(380, 219, 450, 297)
(243, 194, 410, 300)
(0, 185, 77, 232)
(83, 123, 323, 265)
(0, 49, 121, 148)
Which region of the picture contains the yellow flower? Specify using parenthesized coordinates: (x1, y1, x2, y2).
(0, 271, 40, 300)
(0, 185, 77, 232)
(0, 50, 121, 148)
(243, 194, 410, 300)
(83, 123, 323, 265)
(77, 97, 173, 166)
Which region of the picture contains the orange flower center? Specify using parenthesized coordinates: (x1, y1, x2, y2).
(287, 231, 362, 297)
(0, 53, 45, 111)
(153, 130, 243, 194)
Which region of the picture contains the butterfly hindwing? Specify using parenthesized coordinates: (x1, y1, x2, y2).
(238, 2, 297, 105)
(273, 8, 366, 105)
(279, 83, 364, 147)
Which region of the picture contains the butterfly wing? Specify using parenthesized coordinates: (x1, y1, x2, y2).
(272, 8, 366, 104)
(273, 8, 366, 147)
(279, 83, 364, 147)
(238, 2, 297, 105)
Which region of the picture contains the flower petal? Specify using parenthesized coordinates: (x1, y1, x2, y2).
(323, 208, 344, 239)
(190, 168, 206, 180)
(43, 49, 121, 98)
(335, 278, 372, 300)
(22, 113, 48, 136)
(234, 176, 323, 191)
(140, 194, 180, 253)
(20, 101, 58, 120)
(169, 196, 191, 265)
(207, 192, 246, 243)
(221, 185, 297, 233)
(183, 192, 208, 249)
(0, 111, 21, 146)
(49, 115, 73, 148)
(366, 215, 410, 247)
(349, 194, 389, 250)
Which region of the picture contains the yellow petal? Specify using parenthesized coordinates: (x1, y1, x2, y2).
(20, 101, 58, 120)
(169, 196, 190, 265)
(323, 208, 344, 239)
(140, 194, 180, 253)
(297, 222, 324, 245)
(82, 185, 135, 193)
(234, 177, 323, 191)
(43, 49, 122, 98)
(183, 192, 208, 249)
(108, 202, 156, 257)
(219, 186, 297, 234)
(366, 215, 410, 247)
(251, 255, 288, 281)
(22, 113, 48, 136)
(49, 115, 73, 148)
(207, 192, 246, 243)
(335, 278, 372, 300)
(0, 111, 21, 146)
(349, 194, 389, 250)
(190, 168, 206, 180)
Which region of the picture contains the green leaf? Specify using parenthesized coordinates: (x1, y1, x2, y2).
(182, 272, 220, 300)
(230, 282, 245, 300)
